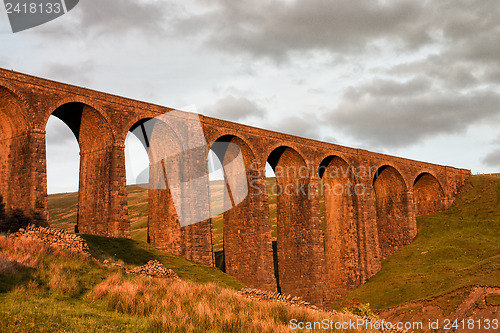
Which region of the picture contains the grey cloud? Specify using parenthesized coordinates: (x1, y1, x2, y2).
(483, 149, 500, 168)
(270, 114, 321, 140)
(483, 136, 500, 168)
(322, 135, 339, 144)
(204, 95, 266, 121)
(387, 57, 481, 90)
(76, 0, 171, 34)
(439, 0, 499, 42)
(35, 0, 175, 37)
(387, 1, 500, 86)
(179, 0, 426, 61)
(176, 0, 500, 82)
(43, 61, 95, 85)
(326, 87, 500, 148)
(345, 77, 431, 100)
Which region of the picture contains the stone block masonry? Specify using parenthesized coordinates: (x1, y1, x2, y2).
(0, 68, 470, 309)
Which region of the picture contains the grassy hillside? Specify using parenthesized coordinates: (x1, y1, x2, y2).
(336, 175, 500, 313)
(0, 232, 379, 332)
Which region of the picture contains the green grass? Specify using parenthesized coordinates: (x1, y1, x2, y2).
(47, 192, 78, 233)
(336, 175, 500, 312)
(0, 290, 156, 333)
(0, 237, 157, 332)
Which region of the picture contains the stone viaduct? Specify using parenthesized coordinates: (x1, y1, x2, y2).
(0, 68, 470, 308)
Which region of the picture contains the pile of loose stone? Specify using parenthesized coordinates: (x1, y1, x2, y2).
(129, 259, 180, 279)
(10, 224, 90, 257)
(238, 288, 319, 310)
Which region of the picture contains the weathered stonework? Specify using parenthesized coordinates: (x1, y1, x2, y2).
(0, 68, 470, 308)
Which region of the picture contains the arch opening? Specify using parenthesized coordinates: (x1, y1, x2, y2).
(266, 146, 324, 303)
(373, 165, 415, 258)
(45, 102, 116, 236)
(125, 118, 153, 242)
(265, 161, 279, 291)
(45, 115, 80, 232)
(413, 173, 445, 216)
(208, 135, 275, 290)
(208, 146, 225, 271)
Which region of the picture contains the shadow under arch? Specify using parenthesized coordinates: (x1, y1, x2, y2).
(318, 155, 361, 300)
(413, 172, 445, 216)
(267, 146, 325, 305)
(373, 165, 416, 258)
(208, 134, 276, 290)
(45, 102, 123, 237)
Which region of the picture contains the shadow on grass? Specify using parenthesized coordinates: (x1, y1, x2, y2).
(0, 262, 35, 293)
(79, 234, 246, 290)
(80, 234, 158, 266)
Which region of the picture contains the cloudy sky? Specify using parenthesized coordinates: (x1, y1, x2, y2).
(1, 0, 499, 193)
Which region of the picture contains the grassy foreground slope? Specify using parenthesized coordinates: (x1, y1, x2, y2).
(0, 234, 382, 332)
(336, 175, 500, 313)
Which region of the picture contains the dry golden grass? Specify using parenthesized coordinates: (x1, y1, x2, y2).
(0, 235, 45, 268)
(0, 231, 387, 332)
(47, 262, 79, 295)
(0, 233, 93, 297)
(88, 273, 371, 333)
(0, 234, 89, 265)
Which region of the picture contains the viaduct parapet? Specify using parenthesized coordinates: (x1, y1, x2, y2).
(0, 68, 470, 308)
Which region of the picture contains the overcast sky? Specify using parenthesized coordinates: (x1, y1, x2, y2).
(1, 0, 499, 194)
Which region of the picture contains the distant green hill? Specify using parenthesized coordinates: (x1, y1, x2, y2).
(47, 178, 325, 251)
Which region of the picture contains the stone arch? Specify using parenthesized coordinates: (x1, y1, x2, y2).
(0, 85, 34, 218)
(42, 96, 112, 132)
(319, 155, 360, 299)
(413, 172, 445, 216)
(373, 165, 416, 258)
(45, 102, 121, 236)
(267, 146, 325, 305)
(0, 85, 31, 137)
(209, 135, 275, 290)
